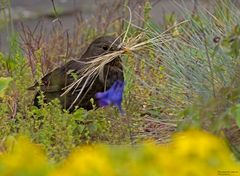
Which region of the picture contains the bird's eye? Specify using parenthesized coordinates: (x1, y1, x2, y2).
(102, 45, 109, 50)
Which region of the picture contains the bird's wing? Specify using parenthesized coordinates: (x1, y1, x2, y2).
(28, 60, 83, 93)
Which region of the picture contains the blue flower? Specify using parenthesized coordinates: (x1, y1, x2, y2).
(95, 80, 124, 114)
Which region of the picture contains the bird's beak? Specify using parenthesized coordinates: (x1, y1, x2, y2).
(117, 44, 130, 53)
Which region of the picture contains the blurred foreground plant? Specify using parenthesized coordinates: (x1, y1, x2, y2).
(0, 130, 239, 176)
(0, 136, 51, 176)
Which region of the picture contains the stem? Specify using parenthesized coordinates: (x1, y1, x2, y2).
(125, 114, 134, 145)
(203, 32, 216, 97)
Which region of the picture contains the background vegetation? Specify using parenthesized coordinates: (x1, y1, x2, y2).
(0, 0, 240, 175)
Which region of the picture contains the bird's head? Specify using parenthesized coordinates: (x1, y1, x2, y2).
(81, 36, 122, 60)
(81, 36, 124, 88)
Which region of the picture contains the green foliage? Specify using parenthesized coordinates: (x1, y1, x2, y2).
(151, 0, 240, 120)
(0, 77, 12, 97)
(177, 22, 240, 131)
(0, 44, 131, 161)
(135, 0, 240, 158)
(0, 4, 141, 161)
(230, 104, 240, 128)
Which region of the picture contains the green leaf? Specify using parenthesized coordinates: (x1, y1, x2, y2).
(230, 104, 240, 128)
(0, 77, 12, 97)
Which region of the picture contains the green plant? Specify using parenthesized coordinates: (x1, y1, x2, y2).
(146, 0, 240, 158)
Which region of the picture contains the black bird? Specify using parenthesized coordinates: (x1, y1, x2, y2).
(29, 36, 124, 112)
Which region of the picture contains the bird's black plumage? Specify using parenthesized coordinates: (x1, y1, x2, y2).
(30, 36, 124, 112)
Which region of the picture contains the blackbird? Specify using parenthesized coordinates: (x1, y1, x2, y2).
(29, 36, 124, 112)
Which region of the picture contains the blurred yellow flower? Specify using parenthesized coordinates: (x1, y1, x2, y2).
(51, 145, 114, 176)
(0, 130, 239, 176)
(157, 130, 240, 176)
(0, 136, 50, 176)
(51, 130, 239, 176)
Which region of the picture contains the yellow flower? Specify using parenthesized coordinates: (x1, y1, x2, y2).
(51, 145, 114, 176)
(1, 130, 239, 176)
(0, 136, 50, 176)
(157, 130, 240, 176)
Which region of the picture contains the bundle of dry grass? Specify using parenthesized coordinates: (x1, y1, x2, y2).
(63, 30, 177, 110)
